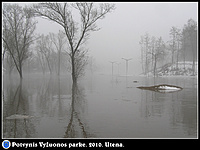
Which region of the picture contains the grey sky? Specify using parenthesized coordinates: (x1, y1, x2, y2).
(87, 2, 197, 75)
(9, 2, 198, 75)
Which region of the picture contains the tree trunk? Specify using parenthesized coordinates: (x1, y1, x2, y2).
(172, 51, 174, 64)
(191, 44, 195, 76)
(145, 51, 148, 75)
(46, 57, 52, 74)
(183, 42, 186, 71)
(58, 51, 61, 76)
(71, 54, 77, 84)
(176, 52, 178, 70)
(19, 67, 23, 79)
(18, 62, 23, 79)
(176, 42, 179, 74)
(154, 56, 157, 77)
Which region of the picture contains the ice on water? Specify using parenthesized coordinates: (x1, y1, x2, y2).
(5, 114, 34, 120)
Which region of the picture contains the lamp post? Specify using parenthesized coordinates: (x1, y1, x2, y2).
(122, 58, 132, 76)
(109, 61, 116, 76)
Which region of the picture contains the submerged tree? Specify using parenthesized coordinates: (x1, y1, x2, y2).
(4, 54, 15, 76)
(33, 2, 115, 84)
(3, 4, 37, 79)
(139, 33, 151, 75)
(50, 31, 66, 76)
(36, 34, 54, 74)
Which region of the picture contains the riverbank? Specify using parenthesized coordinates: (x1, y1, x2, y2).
(141, 61, 198, 77)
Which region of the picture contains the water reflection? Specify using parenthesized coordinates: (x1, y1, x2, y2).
(140, 84, 197, 137)
(3, 79, 35, 138)
(169, 87, 197, 136)
(140, 90, 164, 118)
(64, 83, 91, 138)
(34, 76, 69, 118)
(3, 74, 197, 138)
(3, 75, 92, 138)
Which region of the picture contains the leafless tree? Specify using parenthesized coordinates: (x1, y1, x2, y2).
(181, 28, 187, 70)
(168, 27, 184, 73)
(64, 83, 90, 138)
(3, 4, 37, 78)
(36, 48, 46, 74)
(36, 34, 53, 74)
(150, 36, 156, 71)
(4, 54, 15, 76)
(140, 33, 165, 77)
(139, 36, 144, 74)
(139, 33, 151, 75)
(182, 19, 197, 75)
(50, 31, 66, 76)
(168, 26, 179, 65)
(33, 2, 115, 84)
(175, 28, 182, 70)
(148, 37, 165, 77)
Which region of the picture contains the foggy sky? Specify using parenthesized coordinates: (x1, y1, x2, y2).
(10, 2, 198, 75)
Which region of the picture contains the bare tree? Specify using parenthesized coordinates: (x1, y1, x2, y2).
(149, 37, 165, 77)
(139, 36, 144, 74)
(175, 28, 181, 70)
(50, 31, 66, 76)
(144, 33, 150, 75)
(182, 19, 197, 75)
(36, 34, 53, 74)
(33, 2, 115, 84)
(3, 4, 37, 79)
(4, 54, 15, 76)
(74, 48, 88, 79)
(140, 33, 165, 77)
(181, 28, 187, 70)
(168, 26, 179, 65)
(150, 36, 156, 71)
(36, 48, 46, 74)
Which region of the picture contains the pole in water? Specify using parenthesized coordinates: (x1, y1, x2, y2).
(122, 58, 132, 76)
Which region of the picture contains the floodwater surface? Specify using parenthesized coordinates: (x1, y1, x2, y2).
(2, 74, 197, 138)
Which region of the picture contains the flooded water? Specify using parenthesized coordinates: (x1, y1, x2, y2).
(3, 73, 197, 138)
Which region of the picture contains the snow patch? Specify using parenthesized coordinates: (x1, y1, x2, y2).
(158, 86, 181, 90)
(5, 114, 34, 120)
(137, 84, 182, 93)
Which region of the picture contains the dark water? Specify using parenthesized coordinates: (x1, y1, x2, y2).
(3, 74, 197, 138)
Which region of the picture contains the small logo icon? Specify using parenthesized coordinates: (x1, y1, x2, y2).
(2, 140, 10, 149)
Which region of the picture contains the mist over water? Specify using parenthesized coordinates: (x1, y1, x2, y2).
(2, 2, 197, 139)
(3, 73, 197, 138)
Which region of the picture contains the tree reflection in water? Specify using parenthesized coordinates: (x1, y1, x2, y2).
(3, 79, 35, 138)
(64, 83, 90, 138)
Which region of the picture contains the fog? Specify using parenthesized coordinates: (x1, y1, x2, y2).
(4, 2, 197, 76)
(29, 2, 197, 75)
(3, 2, 197, 139)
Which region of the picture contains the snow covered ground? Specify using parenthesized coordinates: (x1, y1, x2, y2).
(137, 84, 183, 93)
(156, 61, 198, 76)
(158, 85, 181, 90)
(156, 85, 182, 93)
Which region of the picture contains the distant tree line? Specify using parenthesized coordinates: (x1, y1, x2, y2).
(3, 3, 115, 84)
(139, 18, 197, 76)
